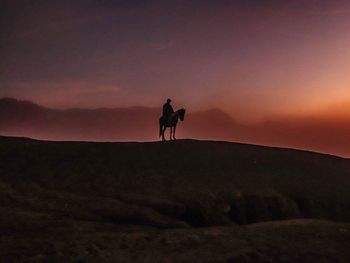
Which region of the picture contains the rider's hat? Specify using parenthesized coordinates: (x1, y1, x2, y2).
(167, 98, 172, 103)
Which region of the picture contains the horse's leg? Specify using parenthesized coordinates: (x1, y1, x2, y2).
(173, 125, 177, 140)
(162, 126, 166, 141)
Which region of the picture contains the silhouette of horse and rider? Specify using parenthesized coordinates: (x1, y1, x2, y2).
(159, 99, 186, 141)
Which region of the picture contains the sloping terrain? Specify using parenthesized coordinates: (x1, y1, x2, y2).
(1, 136, 350, 262)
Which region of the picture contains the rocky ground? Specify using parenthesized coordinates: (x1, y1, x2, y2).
(1, 136, 350, 262)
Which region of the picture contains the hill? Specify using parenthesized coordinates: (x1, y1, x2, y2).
(1, 136, 350, 262)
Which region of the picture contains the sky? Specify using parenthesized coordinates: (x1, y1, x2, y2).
(1, 0, 350, 122)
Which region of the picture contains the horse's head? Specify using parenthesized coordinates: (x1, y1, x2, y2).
(178, 108, 186, 121)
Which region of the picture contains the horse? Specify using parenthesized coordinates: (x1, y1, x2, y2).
(159, 108, 186, 141)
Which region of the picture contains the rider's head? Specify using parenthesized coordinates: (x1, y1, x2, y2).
(167, 98, 172, 103)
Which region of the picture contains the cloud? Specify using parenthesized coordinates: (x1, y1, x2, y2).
(149, 41, 174, 51)
(0, 79, 121, 108)
(310, 8, 350, 16)
(15, 15, 105, 40)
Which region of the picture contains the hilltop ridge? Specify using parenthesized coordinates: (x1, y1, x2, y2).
(1, 136, 349, 227)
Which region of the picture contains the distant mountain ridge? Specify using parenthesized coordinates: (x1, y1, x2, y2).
(0, 97, 238, 141)
(1, 97, 350, 157)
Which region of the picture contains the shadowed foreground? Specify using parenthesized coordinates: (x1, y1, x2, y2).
(1, 136, 350, 262)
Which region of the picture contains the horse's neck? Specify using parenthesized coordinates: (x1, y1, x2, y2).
(170, 112, 178, 123)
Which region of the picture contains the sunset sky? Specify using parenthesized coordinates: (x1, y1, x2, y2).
(1, 0, 350, 122)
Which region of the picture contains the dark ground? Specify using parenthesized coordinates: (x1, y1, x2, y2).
(1, 136, 350, 262)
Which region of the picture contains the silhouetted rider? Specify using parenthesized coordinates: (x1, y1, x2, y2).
(162, 98, 174, 123)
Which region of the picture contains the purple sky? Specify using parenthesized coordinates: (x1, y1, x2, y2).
(1, 0, 350, 122)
